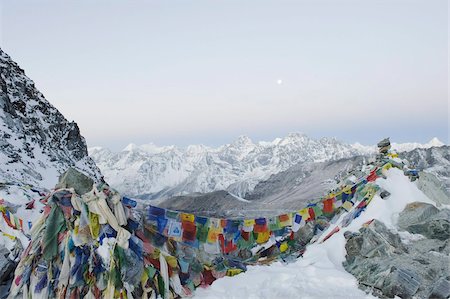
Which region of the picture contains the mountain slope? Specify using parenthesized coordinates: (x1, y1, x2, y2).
(0, 48, 101, 188)
(156, 155, 368, 218)
(90, 134, 364, 199)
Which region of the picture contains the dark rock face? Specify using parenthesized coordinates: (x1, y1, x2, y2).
(0, 48, 102, 187)
(344, 217, 450, 298)
(0, 245, 18, 299)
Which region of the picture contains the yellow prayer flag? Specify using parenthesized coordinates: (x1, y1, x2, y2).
(226, 269, 243, 276)
(279, 242, 288, 253)
(279, 214, 292, 227)
(207, 227, 222, 243)
(2, 232, 16, 240)
(256, 231, 270, 244)
(165, 255, 178, 268)
(342, 186, 352, 194)
(298, 208, 310, 221)
(243, 219, 255, 226)
(141, 270, 149, 285)
(180, 213, 195, 222)
(89, 212, 100, 239)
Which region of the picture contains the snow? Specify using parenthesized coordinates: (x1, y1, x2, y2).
(193, 168, 436, 299)
(97, 237, 116, 266)
(397, 231, 426, 245)
(229, 193, 250, 203)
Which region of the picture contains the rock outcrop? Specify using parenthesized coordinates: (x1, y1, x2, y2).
(344, 206, 450, 298)
(0, 48, 102, 188)
(55, 167, 95, 195)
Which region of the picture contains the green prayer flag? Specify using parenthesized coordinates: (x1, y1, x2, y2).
(43, 204, 66, 261)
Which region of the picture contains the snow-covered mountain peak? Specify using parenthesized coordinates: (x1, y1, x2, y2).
(278, 132, 308, 145)
(186, 144, 210, 155)
(123, 143, 138, 152)
(350, 137, 446, 155)
(391, 137, 445, 152)
(427, 137, 445, 147)
(229, 135, 255, 148)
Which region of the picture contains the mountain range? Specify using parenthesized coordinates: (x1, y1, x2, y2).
(89, 135, 445, 200)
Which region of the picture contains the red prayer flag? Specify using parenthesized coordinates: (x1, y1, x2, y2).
(253, 223, 268, 233)
(367, 168, 378, 182)
(323, 198, 334, 214)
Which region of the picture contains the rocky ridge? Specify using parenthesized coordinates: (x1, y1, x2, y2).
(344, 202, 450, 299)
(0, 48, 102, 188)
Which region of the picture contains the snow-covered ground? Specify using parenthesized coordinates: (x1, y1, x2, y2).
(194, 168, 438, 299)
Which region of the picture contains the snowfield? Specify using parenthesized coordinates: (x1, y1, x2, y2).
(194, 168, 438, 299)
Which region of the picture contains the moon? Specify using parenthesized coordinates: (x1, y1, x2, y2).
(277, 79, 283, 85)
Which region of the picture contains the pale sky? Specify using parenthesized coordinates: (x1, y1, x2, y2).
(1, 0, 448, 150)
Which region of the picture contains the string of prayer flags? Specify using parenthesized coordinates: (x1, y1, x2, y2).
(138, 160, 392, 268)
(1, 207, 29, 232)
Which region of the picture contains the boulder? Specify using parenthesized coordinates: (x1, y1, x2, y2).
(380, 189, 391, 199)
(344, 220, 406, 260)
(400, 205, 450, 241)
(55, 167, 94, 195)
(397, 202, 439, 230)
(382, 267, 421, 298)
(430, 277, 450, 299)
(417, 172, 450, 206)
